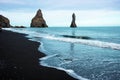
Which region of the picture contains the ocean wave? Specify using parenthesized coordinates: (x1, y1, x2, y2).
(4, 28, 120, 50)
(41, 35, 120, 50)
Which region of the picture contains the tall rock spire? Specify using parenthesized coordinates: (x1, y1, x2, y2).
(70, 13, 77, 28)
(30, 9, 48, 27)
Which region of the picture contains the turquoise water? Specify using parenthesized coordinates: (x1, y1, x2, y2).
(5, 27, 120, 80)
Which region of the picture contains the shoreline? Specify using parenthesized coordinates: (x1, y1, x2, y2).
(0, 30, 77, 80)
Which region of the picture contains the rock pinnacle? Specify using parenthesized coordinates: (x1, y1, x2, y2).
(70, 13, 77, 28)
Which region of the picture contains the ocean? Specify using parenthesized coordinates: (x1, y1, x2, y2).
(4, 27, 120, 80)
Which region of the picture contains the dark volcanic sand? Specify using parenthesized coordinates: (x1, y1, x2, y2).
(0, 30, 77, 80)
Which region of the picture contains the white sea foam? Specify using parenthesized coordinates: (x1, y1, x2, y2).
(39, 44, 89, 80)
(35, 34, 120, 50)
(43, 36, 120, 50)
(40, 54, 90, 80)
(40, 58, 89, 80)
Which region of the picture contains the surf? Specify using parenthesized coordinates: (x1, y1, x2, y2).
(4, 28, 120, 50)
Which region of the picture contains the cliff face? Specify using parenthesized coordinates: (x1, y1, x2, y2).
(30, 9, 48, 27)
(70, 13, 77, 28)
(0, 15, 11, 28)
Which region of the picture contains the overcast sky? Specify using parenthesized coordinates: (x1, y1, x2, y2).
(0, 0, 120, 27)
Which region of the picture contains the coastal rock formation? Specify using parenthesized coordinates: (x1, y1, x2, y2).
(70, 13, 77, 28)
(31, 9, 48, 27)
(0, 15, 11, 28)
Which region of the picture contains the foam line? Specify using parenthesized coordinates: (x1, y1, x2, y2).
(43, 36, 120, 50)
(40, 59, 89, 80)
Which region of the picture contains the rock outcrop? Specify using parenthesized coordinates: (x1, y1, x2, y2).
(31, 9, 48, 27)
(0, 15, 11, 28)
(70, 13, 77, 28)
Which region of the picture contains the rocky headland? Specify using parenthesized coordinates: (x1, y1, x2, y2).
(0, 15, 11, 28)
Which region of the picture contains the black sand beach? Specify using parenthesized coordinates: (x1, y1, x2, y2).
(0, 30, 77, 80)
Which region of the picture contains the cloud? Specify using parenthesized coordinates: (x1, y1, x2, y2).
(0, 0, 25, 5)
(0, 10, 34, 26)
(36, 0, 120, 10)
(0, 0, 120, 10)
(76, 10, 120, 26)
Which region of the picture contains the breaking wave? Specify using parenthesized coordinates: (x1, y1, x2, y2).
(4, 28, 120, 50)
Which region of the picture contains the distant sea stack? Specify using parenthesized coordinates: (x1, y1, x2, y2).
(31, 9, 48, 27)
(0, 15, 11, 28)
(70, 13, 77, 28)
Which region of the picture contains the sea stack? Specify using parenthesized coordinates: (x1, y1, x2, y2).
(31, 9, 48, 27)
(70, 13, 77, 28)
(0, 15, 11, 28)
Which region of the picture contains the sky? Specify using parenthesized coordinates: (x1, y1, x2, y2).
(0, 0, 120, 27)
